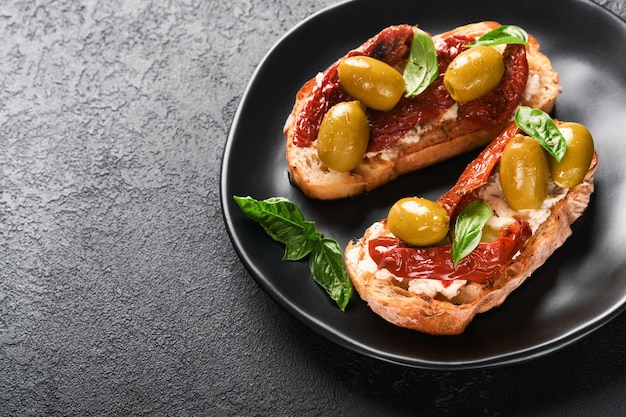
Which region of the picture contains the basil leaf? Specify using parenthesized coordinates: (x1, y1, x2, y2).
(309, 237, 352, 311)
(515, 106, 567, 162)
(233, 195, 318, 260)
(234, 195, 352, 310)
(403, 27, 438, 97)
(451, 199, 492, 267)
(468, 25, 529, 47)
(283, 220, 319, 261)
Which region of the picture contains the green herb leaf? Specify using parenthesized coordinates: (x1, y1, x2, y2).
(451, 199, 492, 267)
(233, 195, 317, 260)
(515, 106, 567, 162)
(468, 25, 529, 47)
(234, 195, 352, 310)
(309, 237, 352, 311)
(283, 220, 319, 261)
(403, 27, 439, 97)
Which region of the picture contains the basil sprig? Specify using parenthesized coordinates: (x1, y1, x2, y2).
(403, 27, 438, 97)
(515, 106, 567, 162)
(233, 195, 352, 311)
(451, 199, 492, 267)
(468, 25, 529, 48)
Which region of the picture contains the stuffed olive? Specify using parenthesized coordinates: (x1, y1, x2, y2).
(338, 56, 405, 111)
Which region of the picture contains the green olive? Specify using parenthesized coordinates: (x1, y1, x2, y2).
(549, 122, 595, 188)
(480, 224, 501, 243)
(337, 56, 405, 111)
(316, 101, 369, 173)
(444, 46, 505, 102)
(500, 134, 550, 210)
(388, 197, 450, 247)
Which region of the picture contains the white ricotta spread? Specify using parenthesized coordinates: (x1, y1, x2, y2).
(409, 278, 467, 299)
(477, 170, 568, 234)
(522, 73, 541, 103)
(400, 104, 459, 146)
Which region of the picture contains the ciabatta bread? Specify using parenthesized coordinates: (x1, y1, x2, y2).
(284, 22, 561, 200)
(344, 123, 598, 335)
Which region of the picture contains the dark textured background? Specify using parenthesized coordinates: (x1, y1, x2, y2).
(1, 1, 624, 416)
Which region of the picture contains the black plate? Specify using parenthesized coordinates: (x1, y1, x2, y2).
(221, 0, 626, 369)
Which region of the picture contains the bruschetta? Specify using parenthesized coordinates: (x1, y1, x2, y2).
(284, 22, 561, 200)
(344, 119, 597, 335)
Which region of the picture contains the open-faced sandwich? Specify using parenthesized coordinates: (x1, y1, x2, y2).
(344, 109, 597, 335)
(283, 22, 561, 200)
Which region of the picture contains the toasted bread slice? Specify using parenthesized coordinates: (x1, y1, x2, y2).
(344, 125, 597, 335)
(284, 22, 561, 200)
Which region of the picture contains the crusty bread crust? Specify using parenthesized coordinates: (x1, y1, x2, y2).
(344, 152, 598, 335)
(283, 22, 561, 200)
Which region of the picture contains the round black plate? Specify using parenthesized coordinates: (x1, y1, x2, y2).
(221, 0, 626, 369)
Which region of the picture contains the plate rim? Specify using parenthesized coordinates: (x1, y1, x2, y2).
(220, 0, 626, 369)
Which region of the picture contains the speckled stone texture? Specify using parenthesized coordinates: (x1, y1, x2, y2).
(0, 1, 625, 416)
